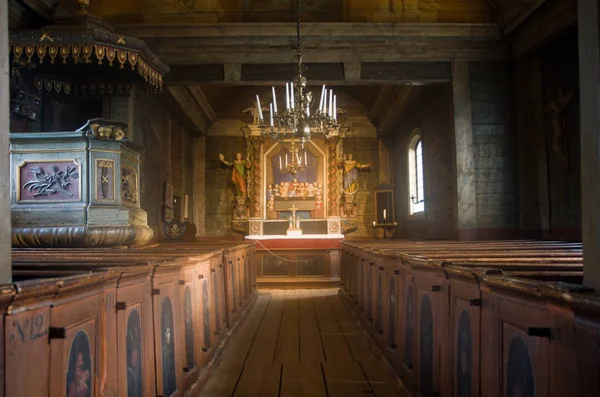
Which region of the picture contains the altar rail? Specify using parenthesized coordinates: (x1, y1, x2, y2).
(2, 242, 256, 397)
(340, 240, 600, 397)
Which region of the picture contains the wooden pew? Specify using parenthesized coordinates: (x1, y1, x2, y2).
(339, 240, 588, 397)
(7, 241, 258, 397)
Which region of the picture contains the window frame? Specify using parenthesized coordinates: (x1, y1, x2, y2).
(408, 131, 425, 215)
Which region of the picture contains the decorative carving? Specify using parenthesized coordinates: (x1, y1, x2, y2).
(96, 159, 114, 200)
(233, 203, 249, 220)
(327, 140, 339, 217)
(81, 118, 126, 140)
(121, 166, 138, 205)
(164, 220, 187, 239)
(342, 202, 358, 219)
(22, 165, 79, 197)
(251, 138, 262, 217)
(545, 87, 575, 169)
(12, 225, 153, 247)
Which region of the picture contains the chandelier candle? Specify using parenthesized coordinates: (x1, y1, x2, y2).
(319, 85, 326, 112)
(291, 82, 295, 109)
(333, 95, 337, 120)
(286, 83, 290, 110)
(329, 89, 333, 117)
(272, 87, 278, 113)
(270, 103, 274, 127)
(256, 95, 264, 121)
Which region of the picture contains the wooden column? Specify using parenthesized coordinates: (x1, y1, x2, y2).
(515, 57, 550, 238)
(378, 140, 392, 185)
(579, 0, 600, 290)
(193, 136, 206, 236)
(0, 0, 11, 283)
(452, 61, 477, 240)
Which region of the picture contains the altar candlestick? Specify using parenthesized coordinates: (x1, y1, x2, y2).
(256, 95, 263, 121)
(383, 209, 387, 220)
(272, 87, 277, 114)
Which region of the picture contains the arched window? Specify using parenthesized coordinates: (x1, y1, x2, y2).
(408, 132, 425, 214)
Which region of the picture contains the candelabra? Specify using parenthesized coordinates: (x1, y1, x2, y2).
(254, 0, 342, 147)
(279, 138, 307, 176)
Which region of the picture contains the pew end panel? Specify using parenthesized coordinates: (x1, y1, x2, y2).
(444, 266, 483, 397)
(479, 277, 551, 397)
(115, 265, 155, 397)
(48, 272, 116, 397)
(152, 264, 184, 397)
(407, 258, 449, 397)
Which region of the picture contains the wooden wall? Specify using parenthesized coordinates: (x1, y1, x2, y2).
(389, 85, 457, 239)
(515, 28, 581, 240)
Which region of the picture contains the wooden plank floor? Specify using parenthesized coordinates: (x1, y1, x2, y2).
(200, 289, 409, 397)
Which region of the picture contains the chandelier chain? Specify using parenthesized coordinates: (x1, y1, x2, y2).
(296, 0, 301, 49)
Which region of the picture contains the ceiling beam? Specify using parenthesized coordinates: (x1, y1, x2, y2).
(187, 86, 218, 124)
(114, 22, 506, 64)
(165, 61, 453, 85)
(165, 86, 210, 135)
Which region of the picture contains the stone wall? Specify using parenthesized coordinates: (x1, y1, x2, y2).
(469, 62, 519, 238)
(390, 86, 457, 239)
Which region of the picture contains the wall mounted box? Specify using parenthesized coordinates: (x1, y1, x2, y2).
(10, 119, 153, 247)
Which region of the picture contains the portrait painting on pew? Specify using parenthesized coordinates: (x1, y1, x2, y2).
(184, 286, 195, 371)
(66, 331, 92, 397)
(456, 310, 472, 397)
(506, 336, 535, 397)
(161, 297, 177, 397)
(126, 309, 143, 397)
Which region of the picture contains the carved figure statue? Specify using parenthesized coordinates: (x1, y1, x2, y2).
(545, 87, 575, 169)
(243, 102, 270, 125)
(337, 153, 372, 194)
(219, 153, 252, 197)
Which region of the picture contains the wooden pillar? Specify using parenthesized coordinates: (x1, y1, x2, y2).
(515, 58, 550, 238)
(579, 0, 600, 290)
(452, 61, 477, 240)
(0, 0, 11, 284)
(378, 140, 392, 185)
(193, 136, 206, 236)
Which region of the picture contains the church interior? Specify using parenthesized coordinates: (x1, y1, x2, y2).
(1, 0, 600, 396)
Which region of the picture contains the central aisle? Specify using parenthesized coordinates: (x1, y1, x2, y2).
(200, 289, 408, 397)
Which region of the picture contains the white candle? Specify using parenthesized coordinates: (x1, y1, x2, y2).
(373, 221, 376, 227)
(322, 89, 327, 113)
(279, 156, 282, 170)
(304, 151, 307, 164)
(383, 209, 387, 220)
(285, 154, 288, 167)
(328, 89, 333, 117)
(286, 83, 290, 110)
(333, 95, 337, 121)
(306, 104, 310, 116)
(296, 153, 301, 163)
(269, 103, 274, 127)
(319, 84, 326, 113)
(272, 86, 277, 113)
(291, 82, 295, 109)
(256, 95, 263, 121)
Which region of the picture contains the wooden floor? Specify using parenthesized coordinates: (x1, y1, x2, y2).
(200, 289, 408, 397)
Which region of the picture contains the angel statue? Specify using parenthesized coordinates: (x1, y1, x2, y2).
(219, 152, 252, 197)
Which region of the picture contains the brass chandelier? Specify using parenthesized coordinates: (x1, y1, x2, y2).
(254, 0, 341, 148)
(278, 138, 307, 176)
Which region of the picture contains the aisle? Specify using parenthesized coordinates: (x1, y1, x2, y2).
(200, 289, 409, 397)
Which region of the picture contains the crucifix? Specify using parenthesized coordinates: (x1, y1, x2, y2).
(545, 87, 575, 169)
(288, 205, 300, 229)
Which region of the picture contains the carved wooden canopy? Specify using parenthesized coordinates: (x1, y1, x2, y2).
(9, 2, 169, 95)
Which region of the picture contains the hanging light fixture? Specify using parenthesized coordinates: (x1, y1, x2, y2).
(255, 0, 341, 147)
(278, 138, 308, 176)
